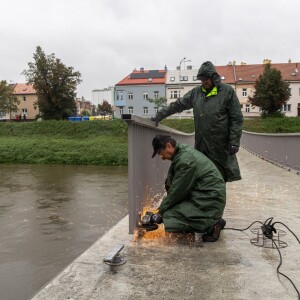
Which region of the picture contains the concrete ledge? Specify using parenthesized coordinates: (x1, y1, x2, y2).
(31, 148, 300, 300)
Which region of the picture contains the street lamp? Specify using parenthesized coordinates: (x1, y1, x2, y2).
(178, 57, 191, 119)
(179, 57, 191, 91)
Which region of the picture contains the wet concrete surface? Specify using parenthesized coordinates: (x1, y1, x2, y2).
(31, 148, 300, 300)
(0, 164, 128, 300)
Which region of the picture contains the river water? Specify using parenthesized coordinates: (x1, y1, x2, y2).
(0, 164, 128, 300)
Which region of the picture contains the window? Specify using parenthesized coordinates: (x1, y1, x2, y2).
(116, 92, 124, 101)
(245, 104, 250, 112)
(154, 107, 158, 114)
(23, 96, 26, 102)
(128, 106, 133, 114)
(288, 88, 291, 96)
(119, 108, 123, 115)
(193, 76, 198, 81)
(283, 104, 291, 112)
(170, 77, 175, 82)
(143, 107, 148, 114)
(170, 90, 179, 99)
(180, 76, 188, 81)
(242, 89, 247, 97)
(299, 88, 300, 96)
(154, 91, 159, 99)
(128, 93, 133, 100)
(240, 104, 243, 109)
(143, 93, 148, 100)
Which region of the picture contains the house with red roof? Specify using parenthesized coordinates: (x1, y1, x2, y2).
(0, 83, 39, 121)
(165, 60, 300, 118)
(13, 83, 39, 120)
(114, 67, 167, 118)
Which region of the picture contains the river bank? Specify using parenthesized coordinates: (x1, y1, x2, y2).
(0, 117, 299, 165)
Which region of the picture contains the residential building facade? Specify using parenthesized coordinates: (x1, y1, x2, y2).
(14, 83, 39, 120)
(164, 60, 300, 118)
(91, 87, 114, 107)
(114, 68, 167, 118)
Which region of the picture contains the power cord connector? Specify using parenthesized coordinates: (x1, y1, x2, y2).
(261, 217, 277, 239)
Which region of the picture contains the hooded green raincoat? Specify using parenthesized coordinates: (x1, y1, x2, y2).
(158, 143, 226, 233)
(156, 61, 243, 182)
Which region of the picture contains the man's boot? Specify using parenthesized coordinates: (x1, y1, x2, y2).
(202, 219, 226, 242)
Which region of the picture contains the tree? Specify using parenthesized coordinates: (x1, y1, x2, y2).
(23, 46, 82, 120)
(0, 80, 19, 120)
(97, 100, 112, 115)
(248, 63, 290, 117)
(147, 96, 167, 112)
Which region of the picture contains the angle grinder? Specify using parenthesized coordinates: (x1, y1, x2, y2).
(139, 211, 162, 231)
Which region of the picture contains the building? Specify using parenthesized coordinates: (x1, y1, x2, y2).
(114, 67, 167, 118)
(165, 65, 196, 118)
(165, 60, 300, 118)
(14, 83, 39, 120)
(91, 87, 114, 107)
(0, 83, 39, 121)
(75, 98, 93, 115)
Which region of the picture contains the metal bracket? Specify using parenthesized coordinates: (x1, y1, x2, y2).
(103, 244, 126, 271)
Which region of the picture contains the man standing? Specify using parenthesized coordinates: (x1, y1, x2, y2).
(152, 61, 243, 182)
(151, 135, 226, 242)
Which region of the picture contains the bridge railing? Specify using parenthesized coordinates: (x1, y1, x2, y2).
(122, 114, 194, 233)
(241, 131, 300, 172)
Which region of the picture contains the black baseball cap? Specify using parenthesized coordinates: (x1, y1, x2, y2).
(151, 135, 172, 158)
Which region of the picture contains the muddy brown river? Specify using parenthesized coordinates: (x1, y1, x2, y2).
(0, 164, 128, 300)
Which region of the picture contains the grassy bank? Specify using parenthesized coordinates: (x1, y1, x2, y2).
(0, 117, 299, 165)
(0, 120, 128, 165)
(243, 117, 300, 133)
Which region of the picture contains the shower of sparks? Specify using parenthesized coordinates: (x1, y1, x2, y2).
(133, 192, 197, 245)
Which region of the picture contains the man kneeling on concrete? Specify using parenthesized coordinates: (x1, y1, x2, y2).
(151, 135, 226, 242)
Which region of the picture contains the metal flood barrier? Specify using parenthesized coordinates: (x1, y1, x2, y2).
(241, 131, 300, 172)
(122, 114, 194, 233)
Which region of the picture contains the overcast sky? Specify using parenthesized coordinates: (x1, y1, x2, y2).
(1, 0, 300, 99)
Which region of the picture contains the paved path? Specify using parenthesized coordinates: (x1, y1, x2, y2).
(31, 148, 300, 300)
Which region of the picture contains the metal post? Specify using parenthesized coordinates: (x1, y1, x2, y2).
(122, 114, 194, 233)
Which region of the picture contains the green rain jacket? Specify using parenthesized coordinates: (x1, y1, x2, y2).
(158, 143, 226, 233)
(156, 61, 243, 182)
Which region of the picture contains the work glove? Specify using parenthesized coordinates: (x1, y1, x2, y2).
(150, 116, 159, 127)
(229, 145, 239, 155)
(151, 212, 163, 224)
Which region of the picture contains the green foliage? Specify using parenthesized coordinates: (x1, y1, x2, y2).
(22, 46, 81, 120)
(248, 64, 290, 117)
(97, 100, 112, 114)
(147, 97, 167, 111)
(81, 109, 91, 116)
(0, 80, 20, 118)
(161, 118, 195, 133)
(0, 119, 128, 138)
(243, 117, 300, 133)
(0, 120, 128, 165)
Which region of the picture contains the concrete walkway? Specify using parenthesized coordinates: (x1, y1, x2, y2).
(31, 148, 300, 300)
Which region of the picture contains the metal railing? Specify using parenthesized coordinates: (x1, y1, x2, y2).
(122, 114, 194, 233)
(241, 131, 300, 172)
(122, 116, 300, 233)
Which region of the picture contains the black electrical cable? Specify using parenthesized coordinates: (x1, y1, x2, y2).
(271, 238, 300, 300)
(272, 221, 300, 244)
(224, 220, 264, 232)
(224, 218, 300, 299)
